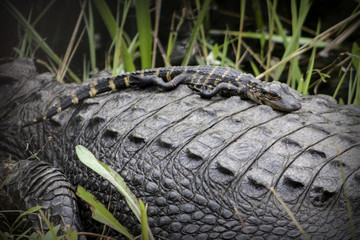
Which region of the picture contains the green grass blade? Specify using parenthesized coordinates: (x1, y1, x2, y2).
(139, 200, 150, 240)
(333, 64, 350, 99)
(250, 60, 260, 76)
(15, 228, 32, 240)
(354, 64, 360, 105)
(82, 55, 90, 82)
(112, 0, 132, 75)
(274, 0, 311, 82)
(0, 230, 8, 240)
(181, 0, 211, 66)
(75, 145, 141, 222)
(348, 68, 358, 104)
(252, 0, 264, 29)
(166, 13, 177, 64)
(351, 42, 360, 69)
(273, 11, 288, 48)
(166, 10, 185, 64)
(92, 0, 116, 39)
(195, 0, 209, 60)
(221, 30, 229, 66)
(17, 9, 32, 59)
(83, 0, 98, 73)
(76, 186, 134, 240)
(112, 1, 123, 75)
(301, 20, 321, 94)
(135, 0, 153, 69)
(265, 0, 277, 82)
(93, 0, 135, 71)
(12, 206, 42, 229)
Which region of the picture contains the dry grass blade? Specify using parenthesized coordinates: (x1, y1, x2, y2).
(151, 0, 161, 68)
(265, 0, 277, 82)
(235, 0, 246, 69)
(257, 10, 360, 80)
(32, 0, 56, 26)
(268, 187, 310, 240)
(319, 19, 360, 57)
(56, 1, 86, 83)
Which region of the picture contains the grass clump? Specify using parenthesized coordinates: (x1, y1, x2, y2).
(0, 207, 79, 240)
(1, 145, 153, 240)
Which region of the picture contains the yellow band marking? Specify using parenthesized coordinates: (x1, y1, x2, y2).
(191, 70, 200, 83)
(140, 71, 145, 77)
(221, 67, 230, 79)
(108, 77, 116, 90)
(196, 75, 204, 85)
(234, 74, 243, 85)
(124, 73, 130, 87)
(89, 81, 98, 97)
(71, 91, 79, 104)
(154, 68, 160, 76)
(166, 68, 175, 82)
(227, 81, 232, 89)
(214, 78, 222, 86)
(166, 71, 172, 82)
(203, 66, 218, 85)
(56, 104, 62, 113)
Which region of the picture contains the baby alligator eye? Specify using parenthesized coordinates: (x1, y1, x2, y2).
(268, 91, 280, 98)
(262, 89, 280, 99)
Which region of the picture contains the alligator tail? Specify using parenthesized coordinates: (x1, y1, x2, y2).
(22, 74, 130, 127)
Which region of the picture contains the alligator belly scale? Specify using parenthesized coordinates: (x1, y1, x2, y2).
(26, 66, 301, 126)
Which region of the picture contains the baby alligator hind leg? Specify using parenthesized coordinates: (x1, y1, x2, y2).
(198, 82, 242, 99)
(132, 73, 188, 90)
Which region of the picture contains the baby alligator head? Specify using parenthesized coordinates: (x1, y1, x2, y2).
(248, 81, 302, 112)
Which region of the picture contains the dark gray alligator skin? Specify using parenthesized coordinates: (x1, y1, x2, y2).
(1, 59, 360, 239)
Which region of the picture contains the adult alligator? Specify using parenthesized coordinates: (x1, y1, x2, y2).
(1, 59, 359, 239)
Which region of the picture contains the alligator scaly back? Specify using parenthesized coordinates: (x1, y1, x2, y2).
(23, 66, 301, 127)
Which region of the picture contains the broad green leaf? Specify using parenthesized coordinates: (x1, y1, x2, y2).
(44, 224, 61, 240)
(0, 230, 9, 240)
(76, 186, 134, 240)
(75, 145, 141, 221)
(39, 210, 60, 240)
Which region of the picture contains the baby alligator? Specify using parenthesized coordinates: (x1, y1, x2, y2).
(25, 66, 301, 126)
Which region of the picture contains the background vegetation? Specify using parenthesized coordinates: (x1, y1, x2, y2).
(0, 0, 359, 104)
